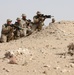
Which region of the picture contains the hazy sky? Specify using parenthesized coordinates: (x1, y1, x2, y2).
(0, 0, 74, 31)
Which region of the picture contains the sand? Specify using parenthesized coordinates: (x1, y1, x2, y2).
(0, 21, 74, 75)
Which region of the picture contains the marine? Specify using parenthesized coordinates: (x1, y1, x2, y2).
(14, 18, 23, 39)
(21, 14, 28, 36)
(26, 19, 33, 36)
(1, 19, 14, 42)
(33, 11, 46, 31)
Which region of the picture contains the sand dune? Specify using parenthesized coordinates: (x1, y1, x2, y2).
(0, 21, 74, 75)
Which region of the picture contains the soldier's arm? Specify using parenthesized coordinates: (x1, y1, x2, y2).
(2, 25, 9, 31)
(33, 16, 39, 23)
(2, 25, 10, 34)
(20, 20, 26, 28)
(41, 17, 46, 22)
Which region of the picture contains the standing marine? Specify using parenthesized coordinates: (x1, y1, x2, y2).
(33, 11, 46, 31)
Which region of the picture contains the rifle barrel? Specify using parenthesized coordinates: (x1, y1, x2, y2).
(51, 16, 54, 17)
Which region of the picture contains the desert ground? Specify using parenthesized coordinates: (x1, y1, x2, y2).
(0, 21, 74, 75)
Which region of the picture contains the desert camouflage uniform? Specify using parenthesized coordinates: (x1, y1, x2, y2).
(1, 24, 14, 42)
(13, 18, 24, 39)
(14, 22, 23, 39)
(33, 11, 45, 31)
(21, 19, 27, 36)
(20, 14, 28, 36)
(26, 20, 33, 36)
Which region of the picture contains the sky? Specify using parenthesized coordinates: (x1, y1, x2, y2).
(0, 0, 74, 34)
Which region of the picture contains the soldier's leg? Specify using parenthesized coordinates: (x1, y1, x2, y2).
(19, 30, 24, 37)
(32, 24, 38, 31)
(16, 30, 21, 39)
(38, 22, 44, 31)
(7, 32, 14, 42)
(37, 24, 42, 31)
(1, 34, 7, 43)
(11, 33, 14, 40)
(23, 28, 27, 37)
(26, 29, 32, 36)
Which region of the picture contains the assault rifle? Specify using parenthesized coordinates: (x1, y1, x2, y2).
(26, 19, 34, 26)
(10, 24, 23, 30)
(36, 14, 54, 18)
